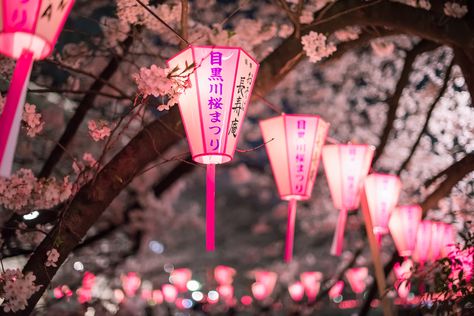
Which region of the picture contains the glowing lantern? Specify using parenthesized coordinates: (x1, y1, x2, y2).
(254, 270, 277, 298)
(345, 267, 368, 294)
(251, 282, 267, 301)
(152, 289, 164, 305)
(162, 284, 178, 303)
(441, 223, 455, 257)
(322, 144, 374, 256)
(413, 220, 433, 265)
(121, 272, 141, 297)
(171, 268, 192, 292)
(388, 205, 422, 257)
(167, 46, 259, 251)
(214, 265, 236, 285)
(393, 259, 413, 300)
(288, 282, 305, 302)
(260, 114, 329, 261)
(300, 271, 323, 302)
(328, 281, 344, 300)
(428, 222, 445, 261)
(0, 0, 74, 176)
(363, 173, 401, 242)
(217, 285, 234, 305)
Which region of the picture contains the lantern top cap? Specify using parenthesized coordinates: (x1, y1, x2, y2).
(167, 45, 259, 66)
(367, 173, 401, 180)
(323, 143, 376, 150)
(259, 113, 328, 123)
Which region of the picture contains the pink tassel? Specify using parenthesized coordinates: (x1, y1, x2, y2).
(206, 164, 216, 251)
(330, 209, 347, 256)
(0, 50, 34, 177)
(284, 199, 297, 262)
(375, 232, 383, 246)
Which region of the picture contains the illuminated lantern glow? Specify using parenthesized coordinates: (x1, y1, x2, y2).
(114, 289, 125, 304)
(240, 295, 253, 306)
(345, 267, 368, 294)
(217, 285, 234, 305)
(441, 223, 456, 257)
(53, 287, 63, 299)
(152, 289, 164, 305)
(300, 271, 323, 302)
(428, 221, 445, 261)
(162, 284, 178, 303)
(288, 282, 305, 302)
(254, 270, 277, 298)
(0, 0, 74, 176)
(363, 173, 401, 243)
(214, 265, 236, 285)
(393, 259, 413, 300)
(388, 205, 422, 257)
(121, 272, 141, 297)
(170, 268, 192, 292)
(322, 144, 374, 256)
(412, 220, 433, 266)
(260, 114, 329, 262)
(328, 280, 344, 300)
(167, 46, 259, 251)
(251, 282, 267, 301)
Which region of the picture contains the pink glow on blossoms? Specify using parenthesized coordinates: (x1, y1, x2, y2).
(288, 282, 305, 302)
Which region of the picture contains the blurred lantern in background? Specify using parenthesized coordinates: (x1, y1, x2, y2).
(214, 265, 236, 286)
(328, 281, 344, 300)
(121, 272, 141, 297)
(441, 223, 456, 257)
(389, 205, 422, 257)
(251, 282, 268, 301)
(413, 220, 433, 266)
(288, 282, 305, 302)
(171, 268, 192, 292)
(300, 271, 323, 302)
(364, 173, 401, 244)
(217, 284, 234, 305)
(0, 0, 75, 176)
(254, 270, 277, 298)
(167, 46, 259, 251)
(162, 284, 178, 303)
(428, 222, 445, 261)
(393, 259, 413, 300)
(322, 144, 374, 256)
(345, 267, 368, 294)
(260, 114, 329, 262)
(152, 289, 163, 305)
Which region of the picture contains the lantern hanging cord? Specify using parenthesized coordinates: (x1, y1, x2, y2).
(135, 0, 190, 46)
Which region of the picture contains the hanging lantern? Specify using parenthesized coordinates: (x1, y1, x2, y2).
(328, 281, 344, 300)
(388, 205, 422, 257)
(300, 271, 323, 302)
(217, 285, 234, 305)
(322, 144, 374, 256)
(121, 272, 141, 297)
(428, 222, 445, 261)
(0, 0, 75, 176)
(363, 173, 401, 243)
(260, 114, 329, 262)
(214, 265, 236, 285)
(413, 220, 433, 266)
(251, 282, 268, 301)
(254, 270, 277, 298)
(170, 268, 192, 292)
(441, 223, 455, 257)
(167, 46, 259, 251)
(345, 267, 368, 294)
(162, 284, 178, 303)
(288, 282, 305, 302)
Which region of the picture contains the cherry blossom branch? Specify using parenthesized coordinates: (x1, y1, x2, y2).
(397, 60, 454, 174)
(372, 40, 439, 164)
(276, 0, 301, 37)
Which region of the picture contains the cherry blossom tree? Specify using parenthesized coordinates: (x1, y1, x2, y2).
(0, 0, 473, 315)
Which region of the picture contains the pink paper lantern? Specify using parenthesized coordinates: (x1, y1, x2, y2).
(441, 223, 456, 257)
(322, 144, 374, 256)
(288, 282, 305, 302)
(388, 205, 422, 257)
(393, 259, 413, 300)
(364, 173, 401, 240)
(152, 289, 164, 305)
(214, 265, 236, 285)
(170, 268, 192, 292)
(260, 114, 329, 261)
(162, 284, 178, 303)
(0, 0, 74, 176)
(254, 270, 277, 298)
(428, 221, 445, 261)
(345, 267, 368, 294)
(251, 282, 268, 301)
(413, 220, 433, 265)
(121, 272, 141, 297)
(328, 280, 344, 300)
(167, 46, 259, 251)
(217, 285, 234, 305)
(300, 271, 323, 302)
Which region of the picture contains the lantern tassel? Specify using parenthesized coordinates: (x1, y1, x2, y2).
(375, 232, 382, 246)
(0, 50, 35, 177)
(206, 164, 216, 251)
(330, 208, 347, 256)
(284, 199, 297, 263)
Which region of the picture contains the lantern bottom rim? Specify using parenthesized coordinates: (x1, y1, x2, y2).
(281, 194, 310, 201)
(373, 227, 389, 235)
(399, 250, 413, 257)
(0, 32, 50, 60)
(193, 153, 232, 165)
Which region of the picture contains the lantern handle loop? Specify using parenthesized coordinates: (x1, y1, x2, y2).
(284, 199, 297, 262)
(206, 164, 216, 251)
(330, 208, 347, 256)
(0, 50, 35, 177)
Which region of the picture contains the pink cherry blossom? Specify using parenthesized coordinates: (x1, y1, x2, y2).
(46, 248, 60, 267)
(88, 120, 111, 142)
(301, 31, 336, 63)
(22, 103, 44, 137)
